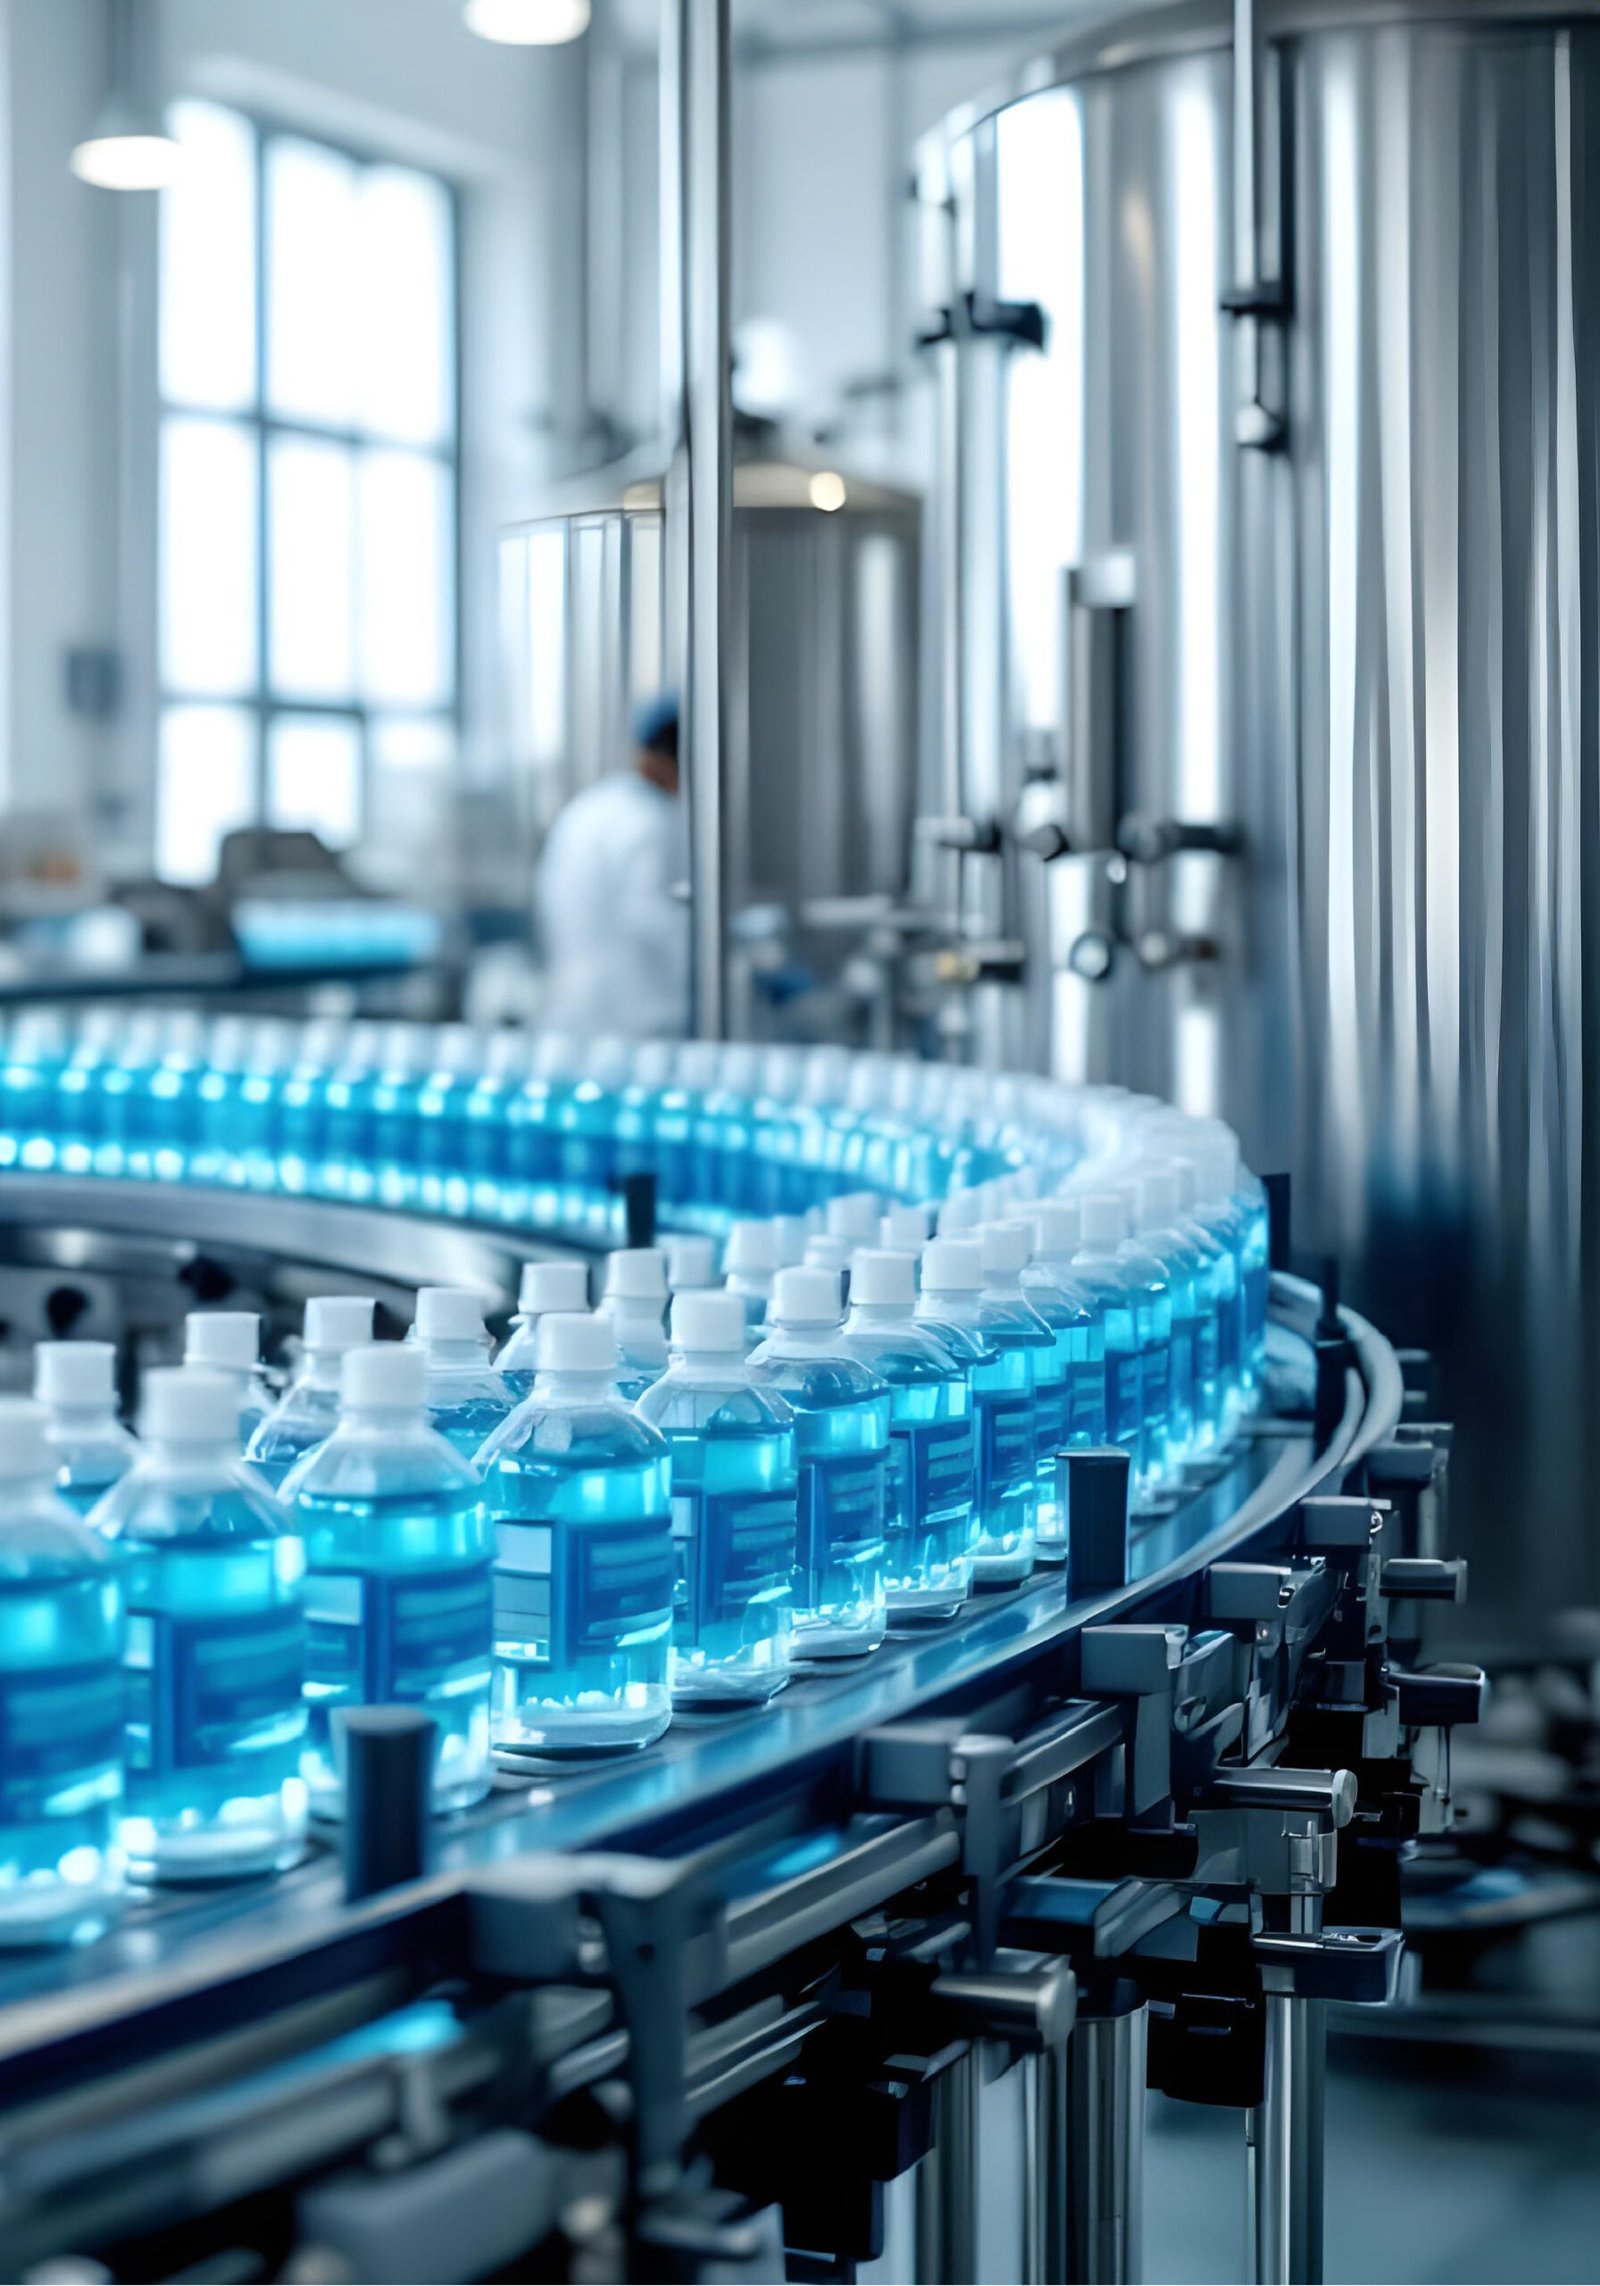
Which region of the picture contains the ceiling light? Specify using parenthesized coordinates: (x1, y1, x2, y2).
(70, 1, 180, 191)
(463, 0, 592, 43)
(808, 471, 848, 514)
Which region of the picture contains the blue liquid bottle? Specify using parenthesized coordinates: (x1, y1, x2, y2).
(184, 1311, 275, 1446)
(635, 1290, 796, 1708)
(411, 1288, 514, 1458)
(56, 1008, 119, 1176)
(0, 1011, 68, 1172)
(0, 1396, 126, 1943)
(246, 1296, 377, 1491)
(35, 1341, 137, 1516)
(723, 1220, 778, 1347)
(318, 1022, 383, 1203)
(597, 1248, 670, 1402)
(276, 1018, 347, 1196)
(1025, 1200, 1108, 1457)
(145, 1011, 205, 1183)
(413, 1025, 480, 1217)
(839, 1250, 975, 1621)
(914, 1239, 1036, 1584)
(92, 1367, 307, 1883)
(1171, 1135, 1247, 1436)
(480, 1311, 674, 1756)
(975, 1222, 1062, 1563)
(1129, 1166, 1208, 1472)
(1112, 1190, 1177, 1502)
(1069, 1196, 1156, 1506)
(495, 1260, 590, 1404)
(461, 1030, 530, 1222)
(1166, 1156, 1231, 1452)
(282, 1342, 493, 1815)
(747, 1266, 890, 1659)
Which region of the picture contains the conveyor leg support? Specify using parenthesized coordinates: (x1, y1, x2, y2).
(914, 2043, 979, 2284)
(1248, 1993, 1326, 2286)
(1066, 2003, 1147, 2285)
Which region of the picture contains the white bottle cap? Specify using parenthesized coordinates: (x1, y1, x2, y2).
(1136, 1167, 1183, 1229)
(304, 1296, 377, 1352)
(1032, 1199, 1083, 1257)
(671, 1290, 746, 1353)
(536, 1311, 617, 1375)
(518, 1260, 590, 1316)
(342, 1341, 425, 1411)
(771, 1266, 844, 1326)
(919, 1239, 985, 1295)
(849, 1249, 916, 1308)
(880, 1203, 931, 1252)
(142, 1366, 240, 1446)
(664, 1236, 717, 1291)
(184, 1312, 261, 1372)
(0, 1395, 56, 1479)
(724, 1220, 778, 1275)
(1169, 1159, 1198, 1210)
(1174, 1135, 1239, 1207)
(825, 1192, 881, 1242)
(936, 1192, 982, 1236)
(804, 1234, 853, 1274)
(604, 1248, 668, 1303)
(34, 1340, 117, 1410)
(414, 1287, 490, 1343)
(770, 1215, 810, 1268)
(978, 1221, 1033, 1277)
(1078, 1193, 1131, 1248)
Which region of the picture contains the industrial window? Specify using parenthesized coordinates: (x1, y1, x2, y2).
(156, 101, 458, 884)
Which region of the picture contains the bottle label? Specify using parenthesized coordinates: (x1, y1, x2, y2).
(798, 1452, 886, 1580)
(888, 1420, 975, 1529)
(306, 1566, 494, 1706)
(494, 1515, 674, 1665)
(126, 1605, 306, 1775)
(674, 1488, 796, 1620)
(1142, 1339, 1172, 1425)
(1106, 1351, 1142, 1442)
(1068, 1362, 1108, 1446)
(1032, 1375, 1070, 1461)
(976, 1393, 1034, 1498)
(1170, 1323, 1197, 1417)
(0, 1659, 124, 1823)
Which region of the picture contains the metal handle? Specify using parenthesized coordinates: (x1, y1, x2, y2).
(1223, 0, 1289, 450)
(1059, 554, 1136, 855)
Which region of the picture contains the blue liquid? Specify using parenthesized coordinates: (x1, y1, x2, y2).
(494, 1321, 540, 1406)
(1142, 1226, 1209, 1466)
(481, 1389, 674, 1755)
(746, 1347, 889, 1659)
(0, 1509, 125, 1945)
(289, 1479, 493, 1815)
(1066, 1250, 1142, 1482)
(1018, 1281, 1091, 1562)
(1117, 1244, 1175, 1510)
(95, 1473, 307, 1883)
(417, 1349, 515, 1462)
(636, 1375, 796, 1707)
(1179, 1216, 1232, 1448)
(601, 1307, 670, 1406)
(838, 1317, 975, 1620)
(0, 1022, 67, 1174)
(246, 1381, 341, 1492)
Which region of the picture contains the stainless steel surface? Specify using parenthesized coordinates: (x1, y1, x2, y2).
(914, 2043, 979, 2284)
(661, 0, 734, 1041)
(1024, 2032, 1072, 2283)
(931, 0, 1600, 1631)
(1065, 2005, 1147, 2284)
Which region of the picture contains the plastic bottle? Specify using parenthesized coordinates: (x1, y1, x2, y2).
(55, 1008, 120, 1177)
(664, 1234, 718, 1295)
(275, 1018, 348, 1196)
(839, 1251, 975, 1620)
(747, 1266, 890, 1659)
(479, 1312, 674, 1756)
(412, 1025, 481, 1216)
(802, 1233, 853, 1299)
(460, 1031, 530, 1220)
(770, 1214, 811, 1270)
(411, 1288, 514, 1458)
(723, 1220, 779, 1345)
(597, 1248, 670, 1402)
(1111, 1190, 1176, 1499)
(975, 1223, 1062, 1560)
(0, 1396, 126, 1942)
(915, 1239, 1036, 1583)
(880, 1202, 932, 1259)
(92, 1367, 307, 1882)
(246, 1296, 377, 1490)
(317, 1022, 383, 1202)
(34, 1340, 137, 1515)
(935, 1191, 983, 1238)
(1166, 1155, 1231, 1451)
(1130, 1166, 1206, 1471)
(1069, 1196, 1152, 1504)
(634, 1290, 796, 1707)
(282, 1342, 494, 1815)
(1026, 1200, 1108, 1454)
(184, 1312, 275, 1444)
(145, 1011, 206, 1183)
(495, 1261, 590, 1403)
(826, 1192, 882, 1248)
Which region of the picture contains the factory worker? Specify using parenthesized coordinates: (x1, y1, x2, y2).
(535, 693, 690, 1039)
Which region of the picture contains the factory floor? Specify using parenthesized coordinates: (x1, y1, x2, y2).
(1146, 2036, 1600, 2283)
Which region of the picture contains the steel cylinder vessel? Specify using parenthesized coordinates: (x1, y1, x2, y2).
(928, 0, 1600, 1625)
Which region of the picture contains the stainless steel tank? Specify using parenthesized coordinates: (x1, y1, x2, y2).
(927, 0, 1600, 1627)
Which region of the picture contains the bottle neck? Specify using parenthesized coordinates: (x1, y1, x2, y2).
(759, 1321, 840, 1358)
(533, 1368, 621, 1404)
(338, 1402, 427, 1434)
(982, 1268, 1025, 1298)
(297, 1348, 349, 1391)
(668, 1347, 745, 1381)
(43, 1399, 119, 1428)
(418, 1335, 489, 1366)
(143, 1436, 240, 1471)
(846, 1300, 914, 1330)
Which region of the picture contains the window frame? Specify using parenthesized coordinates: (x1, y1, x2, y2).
(156, 102, 464, 876)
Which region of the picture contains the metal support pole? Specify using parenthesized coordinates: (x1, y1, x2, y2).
(1023, 2030, 1071, 2283)
(1065, 2005, 1147, 2285)
(660, 0, 732, 1041)
(1248, 1992, 1326, 2285)
(913, 2043, 978, 2284)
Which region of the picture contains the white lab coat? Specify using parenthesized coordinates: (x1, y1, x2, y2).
(535, 770, 690, 1039)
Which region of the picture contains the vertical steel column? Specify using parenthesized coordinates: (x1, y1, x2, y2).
(913, 2044, 978, 2284)
(1066, 2005, 1147, 2284)
(1023, 2030, 1071, 2283)
(660, 0, 732, 1041)
(1248, 1994, 1326, 2284)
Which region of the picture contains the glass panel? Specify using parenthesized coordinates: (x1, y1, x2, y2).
(268, 435, 355, 700)
(158, 705, 256, 884)
(160, 417, 258, 696)
(266, 136, 359, 428)
(161, 102, 256, 412)
(357, 167, 454, 445)
(358, 450, 453, 706)
(266, 713, 362, 846)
